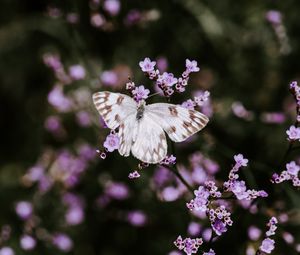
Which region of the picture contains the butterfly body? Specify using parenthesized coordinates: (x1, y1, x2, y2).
(93, 91, 209, 164)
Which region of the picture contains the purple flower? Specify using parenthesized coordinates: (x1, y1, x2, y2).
(15, 201, 33, 220)
(132, 85, 150, 101)
(139, 57, 156, 72)
(185, 59, 200, 73)
(158, 72, 178, 87)
(194, 91, 210, 106)
(286, 161, 300, 176)
(100, 70, 118, 86)
(103, 0, 121, 16)
(203, 249, 215, 255)
(127, 210, 147, 227)
(128, 170, 140, 179)
(0, 247, 14, 255)
(212, 219, 227, 236)
(187, 222, 202, 236)
(174, 235, 203, 255)
(76, 111, 92, 127)
(103, 133, 120, 152)
(234, 154, 248, 167)
(20, 235, 36, 250)
(65, 206, 84, 225)
(265, 10, 282, 25)
(186, 186, 210, 212)
(53, 233, 73, 252)
(260, 238, 275, 254)
(44, 115, 62, 132)
(47, 85, 72, 112)
(182, 99, 196, 110)
(105, 182, 129, 200)
(286, 125, 300, 140)
(231, 180, 248, 200)
(68, 65, 86, 80)
(248, 226, 262, 241)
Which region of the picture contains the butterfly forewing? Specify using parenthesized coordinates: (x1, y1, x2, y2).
(118, 114, 136, 157)
(146, 103, 209, 142)
(92, 91, 137, 130)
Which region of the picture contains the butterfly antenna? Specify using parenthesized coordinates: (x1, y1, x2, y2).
(147, 92, 161, 99)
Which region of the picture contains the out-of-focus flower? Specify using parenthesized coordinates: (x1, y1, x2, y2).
(91, 13, 106, 27)
(65, 206, 84, 225)
(105, 182, 129, 200)
(132, 85, 150, 102)
(260, 238, 275, 254)
(127, 210, 147, 226)
(76, 111, 92, 127)
(156, 57, 168, 72)
(260, 112, 286, 124)
(185, 59, 200, 73)
(15, 201, 33, 220)
(248, 226, 262, 241)
(20, 235, 36, 250)
(282, 232, 294, 244)
(103, 133, 120, 152)
(53, 233, 73, 252)
(139, 57, 156, 72)
(0, 247, 14, 255)
(187, 222, 201, 236)
(265, 10, 282, 25)
(68, 65, 86, 80)
(100, 70, 118, 86)
(48, 85, 72, 112)
(103, 0, 121, 16)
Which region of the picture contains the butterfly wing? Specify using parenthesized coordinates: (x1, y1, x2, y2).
(118, 114, 136, 157)
(145, 103, 209, 142)
(131, 113, 167, 164)
(93, 91, 137, 130)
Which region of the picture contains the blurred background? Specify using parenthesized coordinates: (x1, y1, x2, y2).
(0, 0, 300, 254)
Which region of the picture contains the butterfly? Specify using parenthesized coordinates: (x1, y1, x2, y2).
(93, 91, 209, 164)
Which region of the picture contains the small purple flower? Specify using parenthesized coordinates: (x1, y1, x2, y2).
(212, 219, 227, 236)
(0, 247, 14, 255)
(286, 161, 300, 176)
(105, 182, 129, 200)
(186, 186, 210, 212)
(231, 180, 248, 200)
(139, 57, 156, 72)
(234, 154, 248, 167)
(44, 115, 62, 133)
(203, 249, 215, 255)
(68, 65, 86, 80)
(103, 133, 120, 152)
(187, 222, 202, 236)
(103, 0, 121, 16)
(182, 99, 196, 110)
(132, 85, 150, 101)
(15, 201, 33, 220)
(53, 233, 73, 252)
(286, 125, 300, 140)
(185, 59, 200, 73)
(158, 72, 178, 87)
(128, 170, 140, 179)
(76, 111, 92, 127)
(20, 235, 36, 250)
(260, 238, 275, 254)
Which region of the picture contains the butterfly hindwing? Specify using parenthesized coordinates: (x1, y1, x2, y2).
(92, 91, 137, 130)
(131, 114, 167, 164)
(118, 114, 136, 157)
(146, 103, 209, 142)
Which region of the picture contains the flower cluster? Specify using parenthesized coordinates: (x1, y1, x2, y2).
(182, 91, 210, 110)
(174, 235, 203, 255)
(160, 155, 177, 165)
(208, 205, 233, 236)
(186, 181, 221, 212)
(259, 217, 278, 254)
(286, 125, 300, 141)
(271, 161, 300, 187)
(223, 154, 268, 200)
(138, 57, 200, 97)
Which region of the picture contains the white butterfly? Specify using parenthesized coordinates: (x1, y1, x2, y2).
(93, 91, 209, 164)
